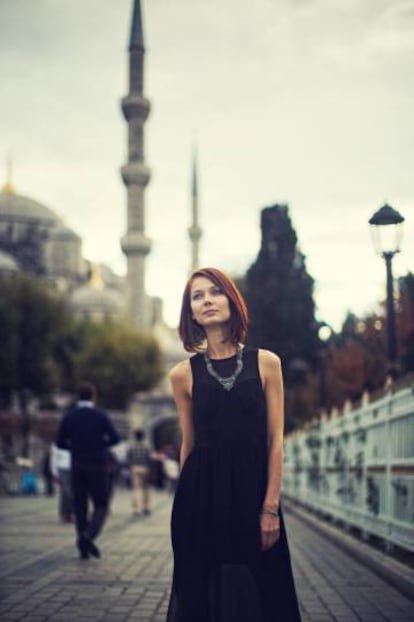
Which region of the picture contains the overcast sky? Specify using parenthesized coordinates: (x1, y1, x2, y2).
(1, 0, 413, 329)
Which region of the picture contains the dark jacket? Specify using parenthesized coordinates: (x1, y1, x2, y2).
(56, 403, 119, 465)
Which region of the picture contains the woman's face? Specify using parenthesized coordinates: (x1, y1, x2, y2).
(190, 276, 231, 329)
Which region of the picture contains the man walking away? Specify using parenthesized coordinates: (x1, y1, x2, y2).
(56, 382, 120, 559)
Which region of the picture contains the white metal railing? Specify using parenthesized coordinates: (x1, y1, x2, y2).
(283, 385, 414, 553)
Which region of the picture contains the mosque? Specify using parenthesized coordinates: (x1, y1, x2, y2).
(0, 0, 199, 367)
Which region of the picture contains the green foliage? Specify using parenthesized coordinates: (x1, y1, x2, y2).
(399, 272, 414, 373)
(0, 295, 19, 403)
(325, 312, 387, 408)
(323, 272, 414, 409)
(52, 316, 102, 392)
(0, 274, 69, 402)
(73, 321, 163, 409)
(242, 205, 319, 431)
(0, 274, 72, 455)
(244, 205, 319, 374)
(0, 275, 163, 412)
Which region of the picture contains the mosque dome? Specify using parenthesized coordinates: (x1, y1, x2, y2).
(69, 263, 124, 318)
(70, 286, 125, 315)
(48, 224, 80, 241)
(0, 188, 59, 226)
(0, 249, 19, 273)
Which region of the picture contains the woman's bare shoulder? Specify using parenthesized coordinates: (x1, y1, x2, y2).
(258, 348, 281, 368)
(169, 358, 192, 384)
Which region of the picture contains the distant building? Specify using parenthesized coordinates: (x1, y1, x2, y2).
(0, 0, 211, 457)
(0, 1, 186, 401)
(0, 178, 81, 279)
(68, 263, 125, 322)
(188, 148, 202, 273)
(0, 177, 125, 321)
(120, 0, 152, 331)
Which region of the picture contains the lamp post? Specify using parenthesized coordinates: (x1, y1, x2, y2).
(369, 203, 405, 378)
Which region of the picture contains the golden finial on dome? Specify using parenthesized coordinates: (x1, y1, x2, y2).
(2, 155, 15, 194)
(90, 262, 104, 290)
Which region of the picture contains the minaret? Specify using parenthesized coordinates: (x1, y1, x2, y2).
(188, 149, 202, 273)
(120, 0, 152, 331)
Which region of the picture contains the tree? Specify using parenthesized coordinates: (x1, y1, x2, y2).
(0, 274, 164, 452)
(0, 274, 70, 455)
(73, 321, 163, 409)
(323, 271, 414, 410)
(0, 295, 19, 406)
(244, 205, 319, 370)
(243, 205, 320, 430)
(398, 272, 414, 374)
(328, 312, 387, 401)
(52, 316, 103, 393)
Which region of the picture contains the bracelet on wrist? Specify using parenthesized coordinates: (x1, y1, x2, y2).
(261, 506, 279, 518)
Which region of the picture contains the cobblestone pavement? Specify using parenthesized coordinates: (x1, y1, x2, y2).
(0, 489, 413, 622)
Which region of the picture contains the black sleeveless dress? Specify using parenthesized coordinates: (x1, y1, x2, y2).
(166, 347, 302, 622)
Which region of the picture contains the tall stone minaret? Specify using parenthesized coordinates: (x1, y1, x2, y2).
(120, 0, 151, 331)
(188, 149, 202, 273)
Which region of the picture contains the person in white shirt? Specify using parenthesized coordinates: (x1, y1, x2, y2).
(51, 444, 72, 523)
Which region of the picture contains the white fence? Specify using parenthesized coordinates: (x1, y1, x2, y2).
(283, 384, 414, 553)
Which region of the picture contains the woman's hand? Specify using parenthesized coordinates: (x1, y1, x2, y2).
(260, 511, 281, 551)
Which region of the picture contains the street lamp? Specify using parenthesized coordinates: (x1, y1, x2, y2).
(369, 203, 405, 378)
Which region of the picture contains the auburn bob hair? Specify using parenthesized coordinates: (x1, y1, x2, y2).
(178, 267, 249, 353)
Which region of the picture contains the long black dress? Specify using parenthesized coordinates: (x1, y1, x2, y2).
(167, 347, 302, 622)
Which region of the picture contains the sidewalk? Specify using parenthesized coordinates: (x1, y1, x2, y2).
(0, 489, 413, 622)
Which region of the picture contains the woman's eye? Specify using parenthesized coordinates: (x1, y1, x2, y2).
(212, 288, 222, 295)
(192, 293, 202, 300)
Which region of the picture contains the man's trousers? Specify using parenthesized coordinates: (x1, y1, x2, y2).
(71, 462, 109, 540)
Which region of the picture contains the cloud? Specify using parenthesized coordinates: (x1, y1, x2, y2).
(0, 0, 412, 331)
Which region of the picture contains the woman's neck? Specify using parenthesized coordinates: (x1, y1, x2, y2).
(205, 327, 237, 359)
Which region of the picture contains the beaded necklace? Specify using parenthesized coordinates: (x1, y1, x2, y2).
(203, 344, 244, 391)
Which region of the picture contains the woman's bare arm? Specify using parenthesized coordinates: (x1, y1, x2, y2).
(169, 360, 194, 469)
(258, 349, 284, 549)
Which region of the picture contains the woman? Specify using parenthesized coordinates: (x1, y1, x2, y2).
(167, 268, 302, 622)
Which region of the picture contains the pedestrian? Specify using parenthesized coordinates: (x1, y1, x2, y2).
(51, 444, 73, 523)
(162, 455, 179, 494)
(56, 381, 120, 560)
(106, 447, 120, 509)
(161, 444, 179, 494)
(41, 446, 54, 496)
(126, 429, 151, 516)
(166, 268, 302, 622)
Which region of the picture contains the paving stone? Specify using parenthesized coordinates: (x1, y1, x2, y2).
(1, 489, 414, 621)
